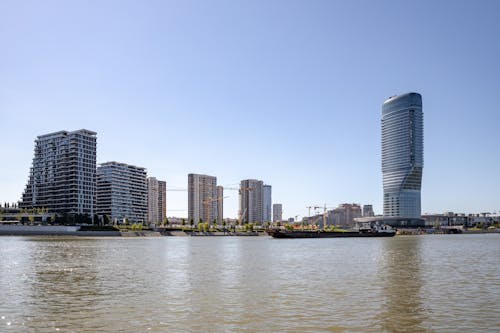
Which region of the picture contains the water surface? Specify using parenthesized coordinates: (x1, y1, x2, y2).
(0, 234, 498, 332)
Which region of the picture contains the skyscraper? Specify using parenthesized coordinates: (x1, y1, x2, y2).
(382, 92, 424, 226)
(263, 185, 272, 223)
(188, 174, 218, 224)
(20, 129, 97, 216)
(147, 177, 166, 224)
(96, 162, 147, 224)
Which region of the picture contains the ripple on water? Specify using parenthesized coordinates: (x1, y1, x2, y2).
(0, 235, 498, 332)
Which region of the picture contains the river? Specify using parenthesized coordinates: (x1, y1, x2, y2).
(0, 234, 498, 332)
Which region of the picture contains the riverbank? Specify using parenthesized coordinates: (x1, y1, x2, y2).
(0, 224, 161, 237)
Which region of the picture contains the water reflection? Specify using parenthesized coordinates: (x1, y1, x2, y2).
(25, 238, 105, 331)
(378, 236, 429, 332)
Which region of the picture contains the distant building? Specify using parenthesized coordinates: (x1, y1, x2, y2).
(382, 92, 424, 227)
(188, 174, 218, 224)
(273, 203, 283, 222)
(147, 177, 166, 224)
(158, 180, 166, 221)
(97, 162, 147, 224)
(240, 179, 270, 225)
(263, 185, 272, 223)
(422, 212, 496, 228)
(332, 203, 362, 227)
(217, 186, 224, 225)
(20, 129, 97, 217)
(363, 205, 374, 217)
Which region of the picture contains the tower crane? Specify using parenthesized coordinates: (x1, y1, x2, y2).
(202, 196, 229, 226)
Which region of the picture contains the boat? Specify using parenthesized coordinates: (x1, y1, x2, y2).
(267, 222, 396, 238)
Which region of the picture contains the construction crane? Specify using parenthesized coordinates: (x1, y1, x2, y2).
(305, 204, 334, 229)
(202, 196, 229, 226)
(223, 186, 254, 224)
(166, 185, 253, 224)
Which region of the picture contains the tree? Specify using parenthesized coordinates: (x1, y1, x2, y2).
(198, 222, 204, 232)
(190, 219, 194, 228)
(103, 214, 110, 225)
(181, 218, 185, 226)
(28, 214, 35, 224)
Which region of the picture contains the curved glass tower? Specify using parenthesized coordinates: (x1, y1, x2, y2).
(382, 92, 423, 220)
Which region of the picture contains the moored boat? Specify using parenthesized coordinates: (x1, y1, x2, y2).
(267, 222, 395, 238)
(267, 229, 395, 238)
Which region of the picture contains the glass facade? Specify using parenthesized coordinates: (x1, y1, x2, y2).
(382, 93, 423, 218)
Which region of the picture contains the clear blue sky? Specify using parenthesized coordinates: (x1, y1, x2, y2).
(1, 0, 499, 219)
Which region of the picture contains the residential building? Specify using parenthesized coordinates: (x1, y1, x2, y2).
(147, 177, 159, 223)
(273, 203, 283, 222)
(158, 180, 166, 221)
(422, 212, 496, 228)
(332, 203, 362, 227)
(382, 92, 424, 226)
(96, 162, 147, 224)
(217, 185, 223, 225)
(240, 179, 264, 225)
(263, 185, 272, 223)
(20, 129, 97, 217)
(188, 174, 218, 224)
(363, 205, 374, 217)
(147, 177, 166, 224)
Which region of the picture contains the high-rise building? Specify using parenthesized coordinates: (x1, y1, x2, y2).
(20, 129, 97, 216)
(147, 177, 166, 224)
(147, 177, 159, 223)
(240, 179, 269, 225)
(96, 162, 147, 224)
(362, 204, 374, 217)
(188, 174, 218, 224)
(217, 186, 223, 225)
(382, 92, 424, 225)
(273, 203, 283, 222)
(263, 185, 272, 223)
(158, 180, 166, 221)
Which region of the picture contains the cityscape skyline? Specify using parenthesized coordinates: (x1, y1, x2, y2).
(1, 1, 499, 218)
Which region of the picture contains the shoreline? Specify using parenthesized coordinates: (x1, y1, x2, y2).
(0, 224, 498, 237)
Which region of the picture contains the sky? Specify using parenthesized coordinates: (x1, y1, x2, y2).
(1, 0, 499, 219)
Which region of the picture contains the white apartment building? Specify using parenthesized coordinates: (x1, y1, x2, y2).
(20, 129, 97, 216)
(97, 162, 147, 224)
